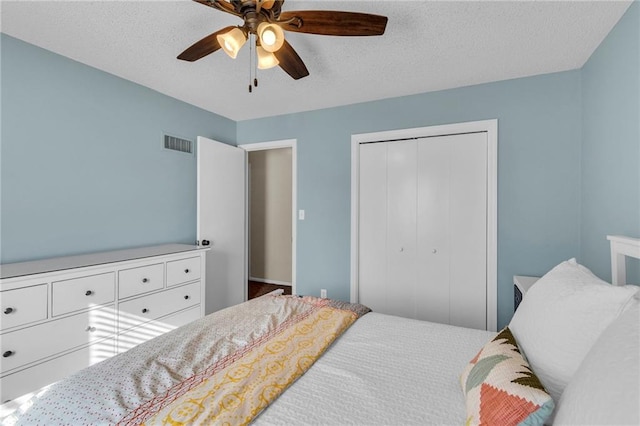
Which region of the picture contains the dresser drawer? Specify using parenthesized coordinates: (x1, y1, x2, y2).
(117, 305, 201, 353)
(0, 284, 48, 331)
(167, 257, 201, 287)
(52, 273, 115, 316)
(118, 263, 164, 299)
(0, 306, 116, 374)
(0, 338, 115, 404)
(118, 282, 200, 332)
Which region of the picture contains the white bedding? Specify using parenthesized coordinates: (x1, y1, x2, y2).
(3, 298, 494, 425)
(255, 312, 495, 425)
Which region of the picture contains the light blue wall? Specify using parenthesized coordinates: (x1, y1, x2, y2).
(0, 34, 236, 263)
(581, 2, 640, 284)
(3, 2, 636, 328)
(238, 71, 583, 329)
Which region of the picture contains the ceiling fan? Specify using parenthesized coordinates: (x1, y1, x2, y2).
(178, 0, 388, 82)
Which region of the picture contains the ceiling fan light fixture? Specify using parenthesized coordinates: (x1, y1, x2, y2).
(181, 1, 388, 82)
(217, 27, 246, 59)
(257, 22, 284, 53)
(257, 46, 279, 69)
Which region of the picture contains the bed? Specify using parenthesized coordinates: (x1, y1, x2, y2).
(2, 235, 639, 425)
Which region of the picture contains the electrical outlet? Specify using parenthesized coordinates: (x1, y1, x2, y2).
(320, 289, 327, 298)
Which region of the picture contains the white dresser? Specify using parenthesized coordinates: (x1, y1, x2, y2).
(0, 244, 208, 403)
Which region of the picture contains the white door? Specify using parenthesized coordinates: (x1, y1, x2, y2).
(197, 136, 246, 314)
(447, 134, 487, 328)
(416, 133, 487, 329)
(386, 140, 418, 319)
(358, 142, 389, 314)
(358, 132, 488, 329)
(416, 136, 451, 324)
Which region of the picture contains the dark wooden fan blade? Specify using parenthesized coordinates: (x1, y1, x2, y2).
(278, 11, 387, 36)
(273, 40, 309, 80)
(177, 26, 236, 62)
(193, 0, 240, 17)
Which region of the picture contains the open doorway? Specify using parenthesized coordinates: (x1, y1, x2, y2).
(240, 140, 297, 299)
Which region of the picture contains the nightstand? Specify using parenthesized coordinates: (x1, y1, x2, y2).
(513, 275, 540, 311)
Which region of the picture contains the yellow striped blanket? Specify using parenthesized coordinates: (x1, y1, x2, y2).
(119, 296, 370, 425)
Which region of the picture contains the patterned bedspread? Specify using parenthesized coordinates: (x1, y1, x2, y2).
(4, 293, 370, 425)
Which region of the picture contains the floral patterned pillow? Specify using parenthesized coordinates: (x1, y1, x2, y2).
(460, 327, 555, 426)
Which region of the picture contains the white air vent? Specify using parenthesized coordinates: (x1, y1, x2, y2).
(163, 134, 193, 154)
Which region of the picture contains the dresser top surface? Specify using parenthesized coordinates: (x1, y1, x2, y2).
(0, 244, 208, 280)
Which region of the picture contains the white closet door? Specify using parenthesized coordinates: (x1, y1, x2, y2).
(386, 140, 417, 318)
(448, 133, 487, 329)
(416, 132, 487, 329)
(358, 132, 489, 330)
(358, 143, 388, 314)
(416, 137, 451, 324)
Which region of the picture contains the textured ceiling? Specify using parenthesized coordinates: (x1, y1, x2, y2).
(1, 0, 632, 121)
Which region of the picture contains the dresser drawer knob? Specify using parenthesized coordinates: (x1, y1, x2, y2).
(184, 269, 190, 274)
(184, 295, 190, 300)
(142, 278, 149, 283)
(3, 351, 14, 358)
(85, 326, 96, 332)
(85, 290, 93, 296)
(142, 308, 149, 314)
(3, 307, 14, 315)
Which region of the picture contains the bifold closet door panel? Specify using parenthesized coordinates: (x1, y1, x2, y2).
(386, 140, 417, 319)
(449, 133, 488, 329)
(358, 132, 489, 328)
(416, 137, 451, 324)
(358, 142, 388, 314)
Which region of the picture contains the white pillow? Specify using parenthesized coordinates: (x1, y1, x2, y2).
(509, 259, 638, 406)
(554, 299, 639, 425)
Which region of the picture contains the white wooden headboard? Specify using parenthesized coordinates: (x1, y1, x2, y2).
(607, 235, 640, 285)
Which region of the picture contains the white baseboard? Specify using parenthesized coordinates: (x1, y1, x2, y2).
(249, 277, 292, 287)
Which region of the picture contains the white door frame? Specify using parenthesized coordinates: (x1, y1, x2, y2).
(350, 120, 498, 331)
(238, 139, 297, 297)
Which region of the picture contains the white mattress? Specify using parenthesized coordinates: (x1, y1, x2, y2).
(254, 312, 495, 425)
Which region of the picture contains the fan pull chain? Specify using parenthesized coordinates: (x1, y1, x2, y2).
(248, 34, 253, 93)
(253, 34, 258, 89)
(254, 36, 259, 88)
(247, 35, 259, 93)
